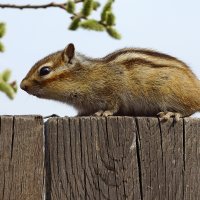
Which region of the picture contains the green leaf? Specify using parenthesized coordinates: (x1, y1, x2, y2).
(81, 0, 93, 17)
(106, 27, 121, 39)
(66, 1, 75, 14)
(93, 1, 101, 10)
(101, 0, 113, 22)
(106, 12, 115, 26)
(68, 17, 81, 30)
(0, 81, 15, 99)
(0, 23, 6, 38)
(80, 20, 104, 31)
(0, 42, 4, 52)
(2, 69, 11, 82)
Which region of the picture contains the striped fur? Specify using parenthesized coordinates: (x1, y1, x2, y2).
(20, 45, 200, 117)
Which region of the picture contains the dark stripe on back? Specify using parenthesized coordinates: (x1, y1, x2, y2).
(121, 58, 171, 69)
(103, 48, 185, 65)
(121, 58, 195, 78)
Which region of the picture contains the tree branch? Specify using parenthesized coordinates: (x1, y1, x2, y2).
(0, 2, 83, 10)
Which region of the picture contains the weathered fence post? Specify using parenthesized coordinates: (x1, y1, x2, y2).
(45, 116, 200, 200)
(0, 116, 199, 200)
(0, 116, 44, 200)
(45, 117, 140, 200)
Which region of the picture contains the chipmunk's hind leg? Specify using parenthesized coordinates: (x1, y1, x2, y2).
(157, 111, 182, 122)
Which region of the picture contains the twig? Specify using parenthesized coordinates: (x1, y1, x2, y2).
(0, 2, 66, 10)
(0, 1, 83, 10)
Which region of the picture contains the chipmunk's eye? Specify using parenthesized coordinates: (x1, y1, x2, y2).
(39, 66, 51, 76)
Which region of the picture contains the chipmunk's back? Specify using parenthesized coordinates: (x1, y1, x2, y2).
(103, 48, 191, 70)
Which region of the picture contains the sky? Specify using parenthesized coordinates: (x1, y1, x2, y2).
(1, 0, 200, 117)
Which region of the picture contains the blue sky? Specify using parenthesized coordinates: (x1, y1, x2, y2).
(1, 0, 200, 117)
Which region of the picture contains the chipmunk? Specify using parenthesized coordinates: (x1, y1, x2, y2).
(20, 43, 200, 121)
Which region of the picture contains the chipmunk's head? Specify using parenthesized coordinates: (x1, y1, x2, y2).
(20, 43, 81, 102)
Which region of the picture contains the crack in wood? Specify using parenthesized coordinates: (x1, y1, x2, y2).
(135, 118, 144, 200)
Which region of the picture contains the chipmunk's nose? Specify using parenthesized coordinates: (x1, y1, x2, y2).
(20, 79, 29, 91)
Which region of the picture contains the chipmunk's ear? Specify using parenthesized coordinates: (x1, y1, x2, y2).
(63, 43, 75, 63)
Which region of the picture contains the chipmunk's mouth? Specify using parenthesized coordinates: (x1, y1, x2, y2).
(24, 90, 39, 97)
(20, 79, 39, 95)
(29, 90, 44, 98)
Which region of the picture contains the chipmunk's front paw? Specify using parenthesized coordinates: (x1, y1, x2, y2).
(157, 111, 182, 122)
(94, 110, 114, 117)
(94, 110, 104, 116)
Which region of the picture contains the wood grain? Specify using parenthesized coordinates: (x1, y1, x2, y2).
(0, 116, 199, 200)
(45, 116, 140, 200)
(0, 116, 44, 200)
(183, 118, 200, 200)
(135, 117, 184, 200)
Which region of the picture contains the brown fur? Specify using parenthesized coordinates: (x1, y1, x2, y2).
(20, 44, 200, 117)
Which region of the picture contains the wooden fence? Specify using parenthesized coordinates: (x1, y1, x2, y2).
(0, 116, 199, 200)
